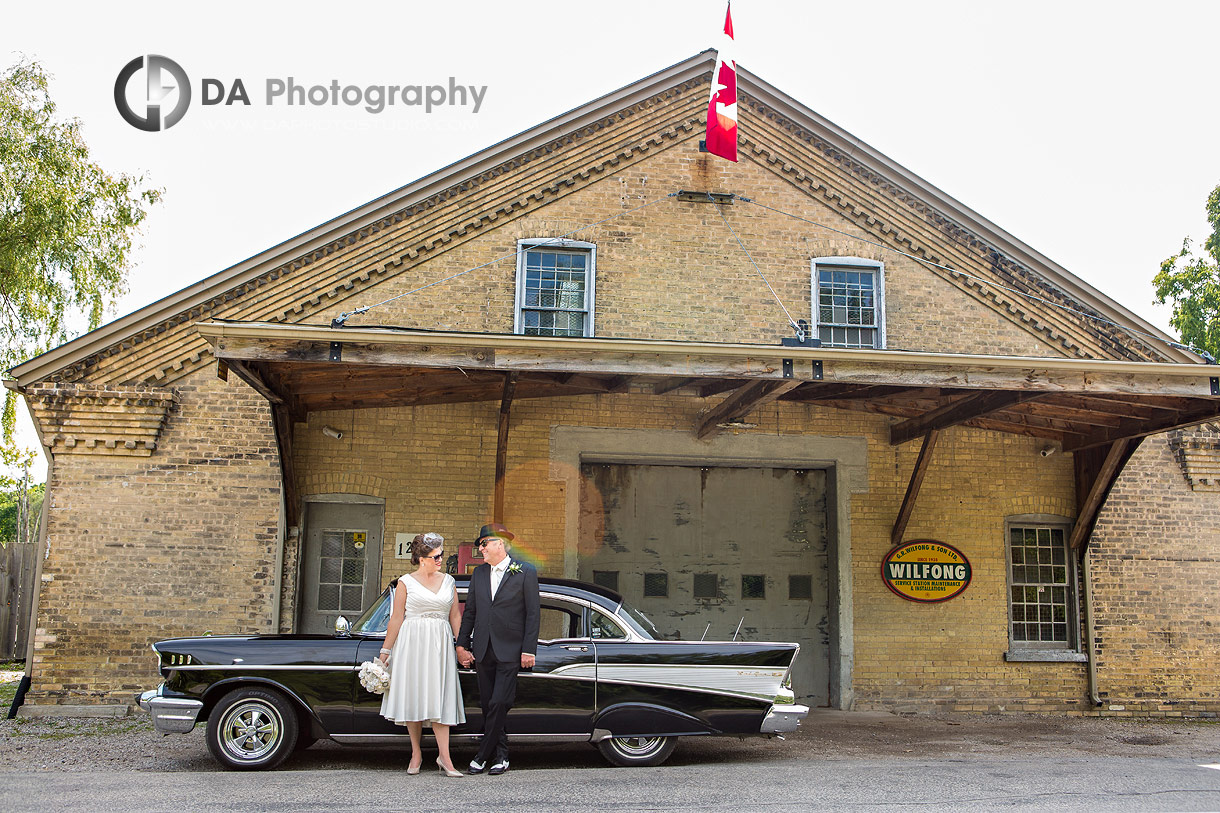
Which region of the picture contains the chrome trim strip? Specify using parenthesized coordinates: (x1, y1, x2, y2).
(516, 672, 596, 683)
(590, 675, 775, 704)
(331, 733, 592, 744)
(550, 663, 785, 702)
(170, 664, 358, 672)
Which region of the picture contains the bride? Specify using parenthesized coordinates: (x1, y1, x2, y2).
(378, 532, 466, 776)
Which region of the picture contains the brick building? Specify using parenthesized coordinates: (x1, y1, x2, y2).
(9, 53, 1220, 715)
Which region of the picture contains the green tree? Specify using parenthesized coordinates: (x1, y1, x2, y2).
(0, 482, 43, 546)
(1154, 183, 1220, 361)
(0, 58, 161, 451)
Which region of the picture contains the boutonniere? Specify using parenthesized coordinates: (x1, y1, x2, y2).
(506, 562, 523, 575)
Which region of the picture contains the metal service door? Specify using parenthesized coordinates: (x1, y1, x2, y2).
(579, 464, 829, 705)
(300, 501, 384, 635)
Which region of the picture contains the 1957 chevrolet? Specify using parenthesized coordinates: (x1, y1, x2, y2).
(138, 577, 808, 770)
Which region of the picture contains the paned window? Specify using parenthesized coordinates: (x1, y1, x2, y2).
(812, 257, 884, 348)
(1007, 521, 1077, 650)
(317, 529, 368, 613)
(515, 240, 596, 337)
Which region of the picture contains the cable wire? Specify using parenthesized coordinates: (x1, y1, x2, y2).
(712, 194, 805, 341)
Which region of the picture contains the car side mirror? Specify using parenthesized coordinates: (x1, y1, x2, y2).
(335, 616, 351, 637)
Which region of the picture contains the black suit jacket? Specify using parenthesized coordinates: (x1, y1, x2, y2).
(457, 558, 540, 663)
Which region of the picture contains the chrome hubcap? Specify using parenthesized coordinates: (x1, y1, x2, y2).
(221, 701, 281, 761)
(613, 736, 663, 756)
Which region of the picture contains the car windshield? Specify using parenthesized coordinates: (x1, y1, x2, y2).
(352, 586, 393, 635)
(617, 599, 660, 640)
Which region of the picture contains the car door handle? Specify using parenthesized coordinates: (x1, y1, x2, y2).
(563, 645, 589, 652)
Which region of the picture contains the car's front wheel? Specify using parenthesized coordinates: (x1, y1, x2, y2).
(206, 687, 298, 770)
(596, 734, 677, 767)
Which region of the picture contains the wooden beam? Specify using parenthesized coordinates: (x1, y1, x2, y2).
(653, 376, 697, 395)
(695, 380, 802, 439)
(493, 373, 518, 524)
(226, 359, 285, 404)
(1063, 401, 1220, 452)
(271, 404, 299, 528)
(697, 379, 749, 398)
(1069, 439, 1139, 549)
(891, 430, 940, 545)
(889, 391, 1044, 445)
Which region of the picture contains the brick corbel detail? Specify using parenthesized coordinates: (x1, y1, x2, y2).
(25, 383, 177, 456)
(1168, 424, 1220, 492)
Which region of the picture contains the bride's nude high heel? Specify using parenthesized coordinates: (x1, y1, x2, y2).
(437, 757, 463, 777)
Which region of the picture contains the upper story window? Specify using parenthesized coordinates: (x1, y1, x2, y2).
(811, 257, 885, 348)
(515, 239, 596, 337)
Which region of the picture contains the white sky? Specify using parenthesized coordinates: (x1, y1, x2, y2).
(4, 0, 1219, 480)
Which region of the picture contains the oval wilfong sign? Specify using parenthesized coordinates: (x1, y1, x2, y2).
(882, 540, 972, 603)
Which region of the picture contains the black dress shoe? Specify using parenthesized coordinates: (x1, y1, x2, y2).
(467, 759, 486, 775)
(488, 760, 509, 775)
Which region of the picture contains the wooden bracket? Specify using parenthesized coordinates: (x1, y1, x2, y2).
(891, 430, 939, 546)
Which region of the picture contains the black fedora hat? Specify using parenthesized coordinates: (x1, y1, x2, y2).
(476, 523, 515, 544)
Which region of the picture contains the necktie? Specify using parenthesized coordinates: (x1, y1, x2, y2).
(491, 563, 507, 599)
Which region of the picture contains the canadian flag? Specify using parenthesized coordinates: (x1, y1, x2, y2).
(705, 2, 738, 162)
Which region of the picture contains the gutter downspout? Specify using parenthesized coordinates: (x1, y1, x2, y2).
(1081, 544, 1101, 707)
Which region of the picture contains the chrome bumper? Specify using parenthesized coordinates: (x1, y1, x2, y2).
(761, 703, 809, 734)
(137, 686, 203, 734)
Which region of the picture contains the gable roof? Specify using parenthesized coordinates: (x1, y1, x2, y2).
(8, 52, 1195, 387)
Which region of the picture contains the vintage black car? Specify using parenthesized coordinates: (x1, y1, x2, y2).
(138, 577, 808, 770)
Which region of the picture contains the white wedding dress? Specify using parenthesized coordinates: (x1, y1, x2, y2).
(380, 572, 466, 726)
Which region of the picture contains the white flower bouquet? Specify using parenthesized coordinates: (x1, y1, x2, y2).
(358, 658, 391, 694)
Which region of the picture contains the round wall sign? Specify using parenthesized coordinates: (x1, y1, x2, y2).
(882, 540, 972, 603)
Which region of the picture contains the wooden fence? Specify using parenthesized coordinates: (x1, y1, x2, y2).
(0, 542, 36, 661)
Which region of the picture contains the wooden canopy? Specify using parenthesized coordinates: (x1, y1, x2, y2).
(198, 321, 1220, 546)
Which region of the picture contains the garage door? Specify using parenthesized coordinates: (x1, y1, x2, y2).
(578, 464, 829, 705)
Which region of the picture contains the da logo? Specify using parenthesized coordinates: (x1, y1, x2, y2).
(114, 55, 192, 131)
(882, 540, 971, 603)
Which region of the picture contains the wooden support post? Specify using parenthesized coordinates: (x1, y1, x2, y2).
(891, 430, 939, 546)
(493, 373, 518, 524)
(1069, 438, 1138, 550)
(271, 404, 299, 529)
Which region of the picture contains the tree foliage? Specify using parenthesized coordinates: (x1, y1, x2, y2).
(0, 58, 161, 453)
(1154, 183, 1220, 361)
(0, 482, 42, 546)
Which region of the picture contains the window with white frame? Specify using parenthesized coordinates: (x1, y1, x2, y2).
(1006, 518, 1079, 652)
(515, 239, 596, 337)
(811, 257, 884, 348)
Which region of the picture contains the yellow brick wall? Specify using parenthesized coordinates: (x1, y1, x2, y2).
(292, 388, 1086, 712)
(26, 371, 282, 704)
(1088, 432, 1220, 716)
(309, 141, 1063, 359)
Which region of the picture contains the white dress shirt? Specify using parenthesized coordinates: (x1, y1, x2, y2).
(490, 559, 510, 599)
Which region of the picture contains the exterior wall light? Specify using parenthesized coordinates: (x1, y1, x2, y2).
(322, 426, 344, 440)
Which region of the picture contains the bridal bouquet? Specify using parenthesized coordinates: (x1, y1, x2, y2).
(358, 658, 391, 694)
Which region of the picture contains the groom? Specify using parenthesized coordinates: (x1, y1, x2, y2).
(456, 522, 540, 776)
